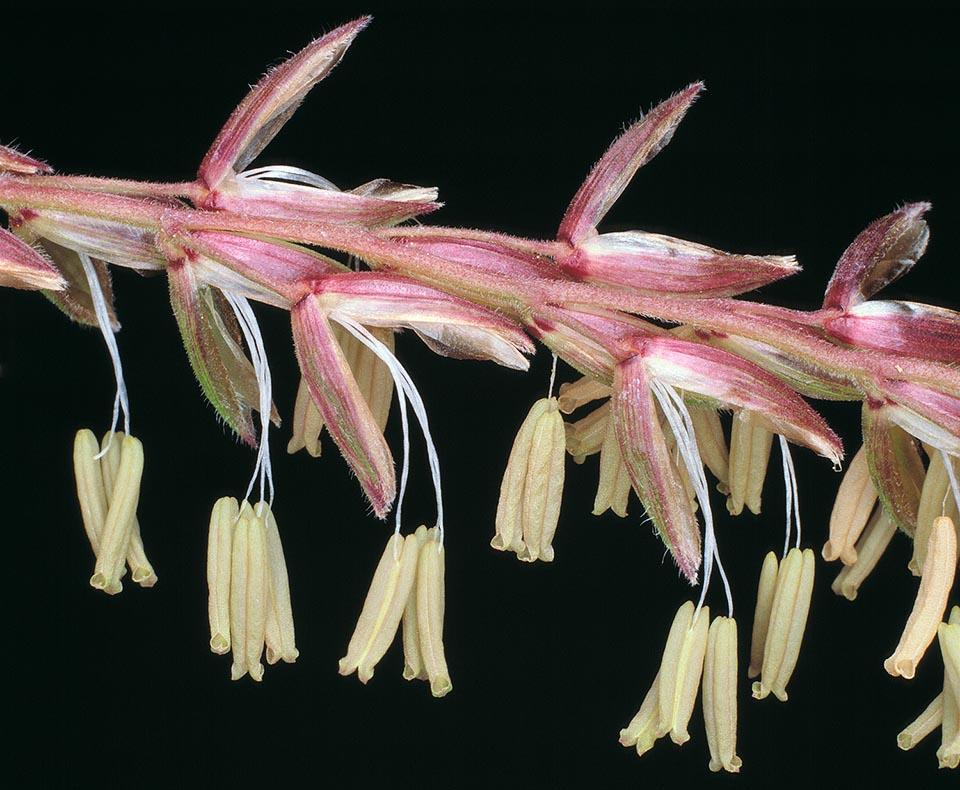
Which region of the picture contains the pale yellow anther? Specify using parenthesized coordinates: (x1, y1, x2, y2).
(884, 518, 957, 680)
(911, 452, 959, 576)
(401, 526, 431, 682)
(287, 326, 393, 457)
(619, 671, 663, 757)
(657, 601, 710, 745)
(260, 502, 299, 665)
(416, 527, 452, 697)
(338, 323, 393, 432)
(936, 607, 959, 769)
(100, 432, 156, 587)
(563, 402, 609, 464)
(748, 551, 780, 679)
(557, 376, 610, 414)
(230, 504, 269, 682)
(830, 509, 897, 601)
(728, 411, 773, 516)
(339, 531, 420, 684)
(90, 435, 144, 595)
(287, 377, 325, 457)
(494, 398, 550, 554)
(207, 496, 239, 655)
(897, 693, 943, 751)
(752, 547, 815, 702)
(823, 445, 878, 565)
(73, 429, 109, 558)
(493, 398, 565, 562)
(689, 407, 730, 493)
(703, 616, 742, 774)
(593, 412, 632, 518)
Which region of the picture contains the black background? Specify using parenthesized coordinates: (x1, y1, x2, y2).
(2, 4, 958, 787)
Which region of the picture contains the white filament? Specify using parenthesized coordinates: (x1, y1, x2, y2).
(651, 380, 733, 618)
(238, 165, 339, 191)
(548, 353, 558, 399)
(943, 450, 960, 517)
(78, 252, 129, 457)
(779, 435, 803, 555)
(222, 291, 274, 506)
(335, 316, 445, 549)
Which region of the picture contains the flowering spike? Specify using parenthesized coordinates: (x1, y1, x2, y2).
(199, 18, 370, 188)
(703, 616, 742, 773)
(0, 225, 65, 290)
(561, 230, 799, 298)
(884, 517, 957, 680)
(862, 403, 926, 535)
(823, 203, 930, 310)
(613, 356, 701, 582)
(291, 294, 396, 518)
(823, 445, 878, 565)
(8, 29, 960, 775)
(559, 83, 702, 244)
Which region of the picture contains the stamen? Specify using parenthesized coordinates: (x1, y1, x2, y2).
(222, 291, 274, 505)
(652, 380, 732, 618)
(335, 316, 445, 549)
(78, 253, 129, 454)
